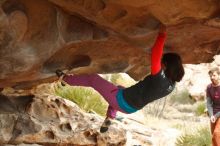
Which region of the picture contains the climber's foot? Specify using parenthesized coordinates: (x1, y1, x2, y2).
(100, 117, 111, 133)
(55, 69, 65, 77)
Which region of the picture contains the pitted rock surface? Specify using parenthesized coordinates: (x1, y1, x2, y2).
(0, 83, 156, 146)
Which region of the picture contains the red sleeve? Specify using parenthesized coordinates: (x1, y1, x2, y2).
(151, 32, 166, 75)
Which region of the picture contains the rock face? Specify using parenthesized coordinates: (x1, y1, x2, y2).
(1, 0, 220, 89)
(0, 84, 157, 146)
(0, 93, 127, 145)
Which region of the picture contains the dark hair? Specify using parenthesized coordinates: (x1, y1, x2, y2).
(162, 53, 184, 82)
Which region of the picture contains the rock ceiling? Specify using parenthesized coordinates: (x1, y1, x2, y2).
(0, 0, 220, 89)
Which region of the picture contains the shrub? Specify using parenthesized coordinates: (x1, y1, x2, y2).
(176, 104, 195, 113)
(175, 126, 211, 146)
(194, 101, 206, 116)
(168, 88, 194, 105)
(109, 73, 136, 87)
(55, 83, 108, 116)
(143, 97, 167, 117)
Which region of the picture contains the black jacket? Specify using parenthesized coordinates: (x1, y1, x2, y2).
(122, 69, 175, 110)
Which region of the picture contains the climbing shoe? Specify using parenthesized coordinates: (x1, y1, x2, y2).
(55, 69, 65, 77)
(100, 117, 111, 133)
(55, 69, 66, 86)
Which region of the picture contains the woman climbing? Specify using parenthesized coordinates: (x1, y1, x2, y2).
(56, 24, 185, 133)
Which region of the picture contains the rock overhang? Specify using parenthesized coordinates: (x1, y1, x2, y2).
(0, 0, 220, 89)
